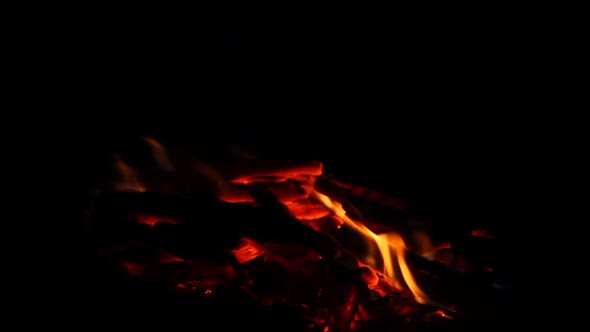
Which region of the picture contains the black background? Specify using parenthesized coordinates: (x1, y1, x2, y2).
(15, 6, 558, 328)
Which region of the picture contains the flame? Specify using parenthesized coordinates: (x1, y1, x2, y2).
(231, 161, 323, 185)
(193, 160, 233, 195)
(142, 136, 175, 171)
(312, 190, 429, 304)
(114, 155, 146, 192)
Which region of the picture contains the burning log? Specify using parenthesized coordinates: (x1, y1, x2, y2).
(91, 192, 194, 224)
(321, 176, 406, 211)
(92, 218, 154, 247)
(218, 180, 308, 203)
(91, 191, 243, 227)
(243, 183, 340, 257)
(239, 256, 298, 305)
(111, 247, 185, 277)
(222, 160, 323, 183)
(152, 222, 241, 260)
(314, 177, 408, 234)
(263, 303, 327, 332)
(95, 191, 334, 260)
(318, 254, 369, 331)
(285, 198, 332, 220)
(352, 315, 422, 332)
(303, 215, 344, 233)
(359, 266, 379, 288)
(146, 171, 220, 195)
(92, 186, 332, 267)
(141, 259, 236, 287)
(96, 188, 500, 325)
(103, 231, 239, 282)
(232, 237, 323, 270)
(109, 243, 183, 264)
(240, 248, 369, 332)
(403, 250, 506, 318)
(232, 238, 266, 264)
(314, 179, 499, 282)
(255, 242, 322, 269)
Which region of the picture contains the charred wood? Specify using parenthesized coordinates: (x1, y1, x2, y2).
(221, 160, 324, 183)
(285, 198, 332, 220)
(404, 251, 507, 322)
(303, 215, 344, 233)
(246, 183, 340, 257)
(314, 177, 409, 233)
(140, 259, 236, 286)
(219, 180, 308, 203)
(322, 176, 407, 211)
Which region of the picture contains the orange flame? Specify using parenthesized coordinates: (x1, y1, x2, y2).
(114, 155, 146, 192)
(312, 190, 429, 304)
(142, 136, 175, 171)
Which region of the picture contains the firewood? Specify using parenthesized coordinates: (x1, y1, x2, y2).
(253, 241, 322, 270)
(263, 303, 326, 332)
(302, 215, 344, 233)
(93, 218, 153, 247)
(232, 238, 266, 264)
(92, 193, 251, 256)
(245, 183, 340, 257)
(222, 160, 323, 183)
(403, 251, 504, 316)
(111, 247, 186, 277)
(91, 192, 195, 224)
(218, 180, 308, 203)
(316, 254, 367, 331)
(89, 147, 510, 327)
(109, 244, 183, 264)
(314, 177, 409, 232)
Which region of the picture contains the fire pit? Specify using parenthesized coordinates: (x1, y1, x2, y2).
(80, 136, 512, 331)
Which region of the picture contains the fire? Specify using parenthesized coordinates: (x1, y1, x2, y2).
(142, 136, 175, 172)
(114, 155, 146, 192)
(104, 137, 442, 315)
(311, 190, 429, 304)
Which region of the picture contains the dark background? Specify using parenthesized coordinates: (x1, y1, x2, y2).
(65, 11, 544, 292)
(60, 10, 544, 239)
(18, 8, 555, 327)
